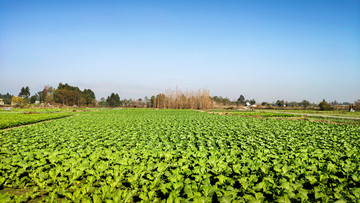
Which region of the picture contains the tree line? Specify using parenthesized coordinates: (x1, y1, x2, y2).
(1, 83, 96, 107)
(0, 83, 359, 110)
(98, 89, 213, 109)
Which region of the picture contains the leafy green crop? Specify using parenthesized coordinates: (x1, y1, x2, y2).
(0, 113, 72, 129)
(0, 109, 359, 202)
(229, 112, 301, 117)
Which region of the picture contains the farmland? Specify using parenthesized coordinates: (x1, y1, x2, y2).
(1, 109, 360, 202)
(0, 113, 72, 130)
(259, 109, 360, 118)
(206, 109, 360, 125)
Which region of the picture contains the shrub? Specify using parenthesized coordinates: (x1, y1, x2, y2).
(319, 99, 332, 111)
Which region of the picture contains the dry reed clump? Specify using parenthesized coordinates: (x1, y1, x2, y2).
(152, 88, 213, 110)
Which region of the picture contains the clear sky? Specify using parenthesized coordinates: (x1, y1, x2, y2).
(1, 0, 359, 103)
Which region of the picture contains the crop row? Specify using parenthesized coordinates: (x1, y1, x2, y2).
(0, 109, 359, 202)
(228, 112, 301, 118)
(0, 113, 72, 129)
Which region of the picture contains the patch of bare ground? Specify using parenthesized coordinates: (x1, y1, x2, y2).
(0, 187, 47, 202)
(23, 111, 41, 114)
(0, 187, 32, 196)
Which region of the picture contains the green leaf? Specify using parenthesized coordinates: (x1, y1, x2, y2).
(218, 195, 233, 203)
(254, 181, 266, 191)
(305, 175, 317, 185)
(327, 163, 337, 173)
(280, 182, 290, 190)
(93, 194, 102, 203)
(277, 194, 291, 203)
(296, 189, 308, 202)
(352, 174, 359, 182)
(173, 182, 184, 191)
(334, 199, 347, 203)
(0, 193, 12, 202)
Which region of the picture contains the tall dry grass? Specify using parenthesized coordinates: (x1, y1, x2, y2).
(153, 88, 213, 109)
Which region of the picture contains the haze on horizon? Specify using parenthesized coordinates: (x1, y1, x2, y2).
(0, 0, 359, 103)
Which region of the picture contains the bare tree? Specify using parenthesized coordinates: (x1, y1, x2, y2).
(153, 89, 213, 110)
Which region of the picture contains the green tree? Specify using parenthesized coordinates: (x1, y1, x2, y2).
(301, 100, 311, 109)
(261, 102, 269, 106)
(319, 99, 332, 111)
(275, 100, 285, 107)
(0, 93, 13, 104)
(99, 97, 106, 106)
(237, 95, 245, 105)
(29, 94, 39, 104)
(106, 93, 121, 107)
(83, 89, 96, 106)
(19, 86, 30, 99)
(150, 96, 156, 108)
(54, 83, 91, 106)
(212, 96, 232, 106)
(144, 96, 150, 107)
(290, 101, 297, 108)
(37, 91, 45, 103)
(137, 98, 143, 107)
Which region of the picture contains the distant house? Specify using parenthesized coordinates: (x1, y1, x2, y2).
(0, 98, 4, 106)
(3, 107, 13, 110)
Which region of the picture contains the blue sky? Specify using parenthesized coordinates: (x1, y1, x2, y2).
(1, 0, 359, 103)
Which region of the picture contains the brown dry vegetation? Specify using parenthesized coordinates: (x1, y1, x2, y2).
(152, 88, 213, 109)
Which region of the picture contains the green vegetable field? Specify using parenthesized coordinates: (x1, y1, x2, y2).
(0, 113, 72, 130)
(0, 109, 359, 202)
(226, 112, 302, 118)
